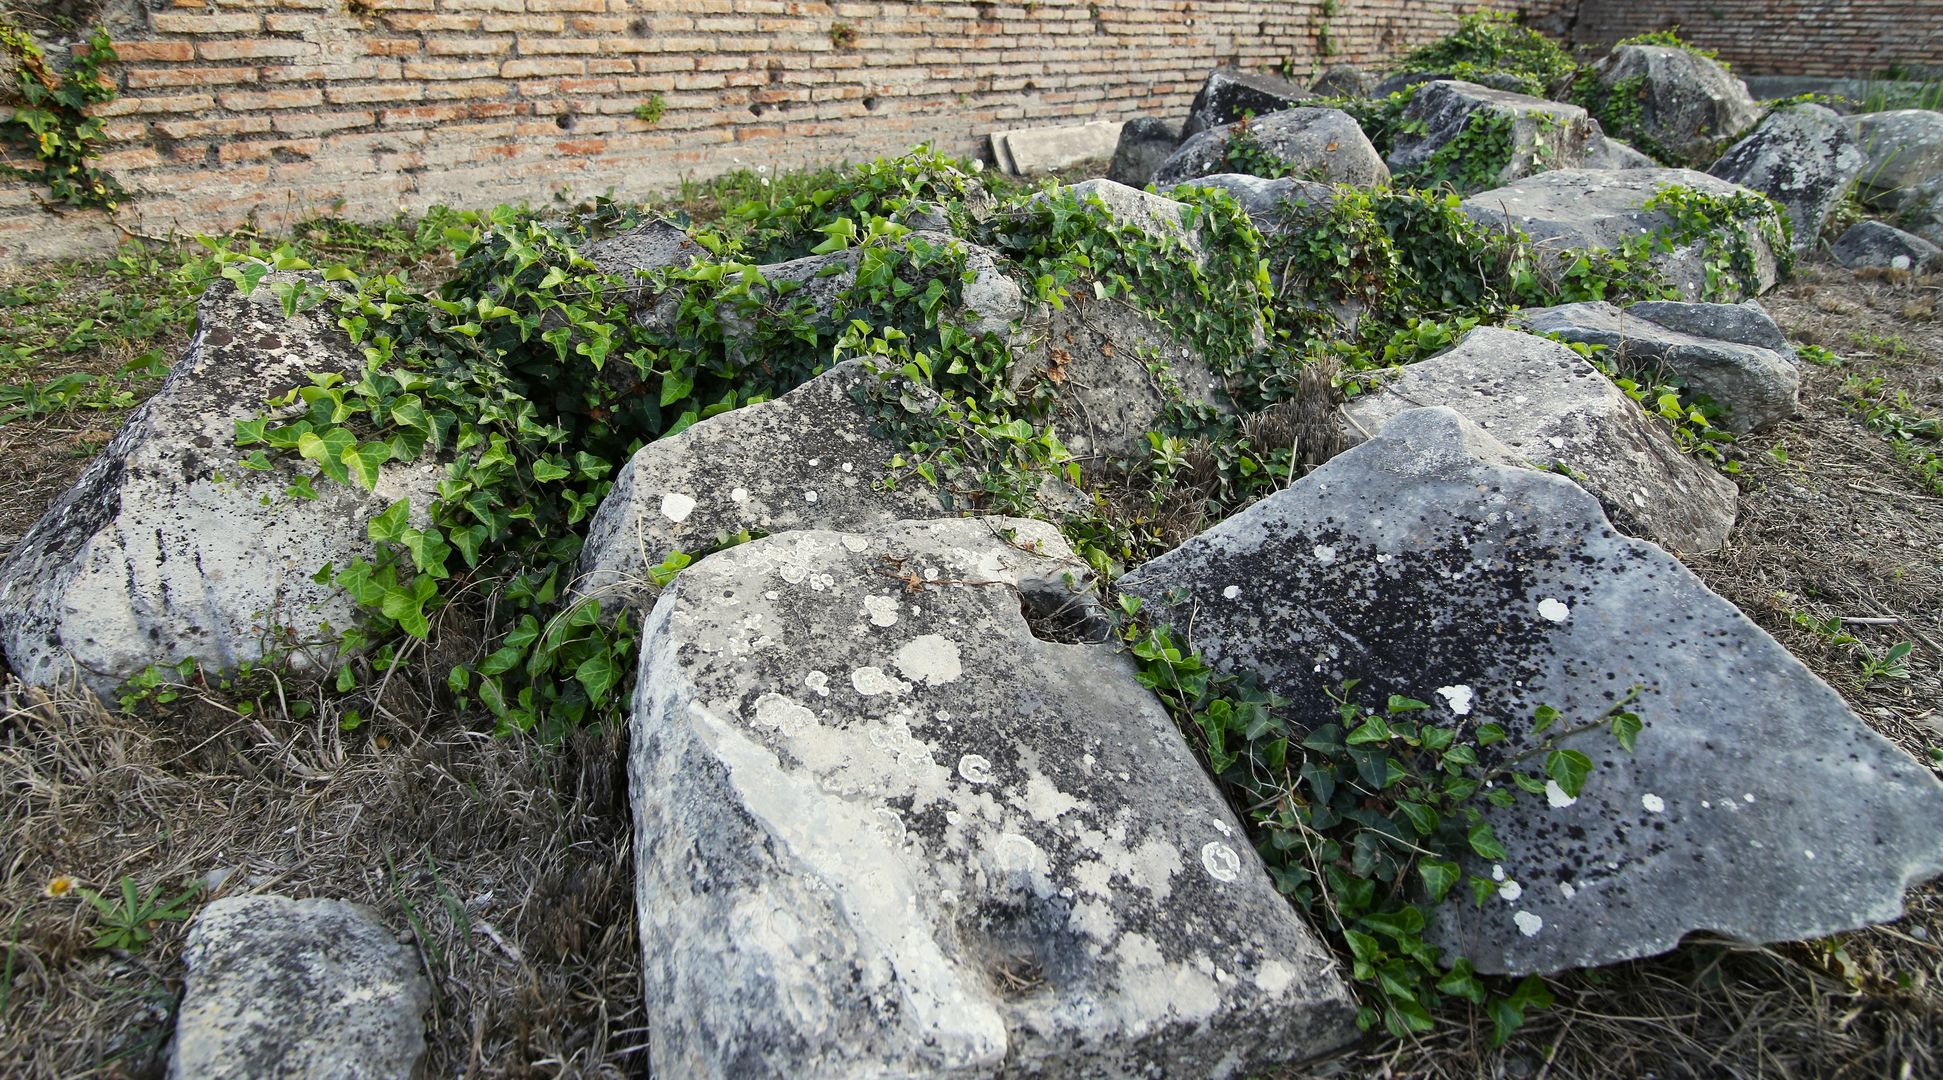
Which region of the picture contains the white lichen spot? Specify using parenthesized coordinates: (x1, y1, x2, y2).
(1641, 793, 1666, 814)
(995, 832, 1042, 873)
(862, 594, 900, 627)
(1221, 585, 1241, 600)
(1491, 864, 1507, 882)
(805, 670, 830, 697)
(1435, 684, 1475, 716)
(1545, 779, 1578, 809)
(1804, 849, 1815, 860)
(1313, 544, 1337, 565)
(1537, 597, 1571, 623)
(1514, 910, 1544, 937)
(1548, 436, 1565, 449)
(1254, 959, 1295, 996)
(659, 492, 698, 523)
(1744, 793, 1756, 803)
(1701, 800, 1712, 809)
(1201, 841, 1241, 883)
(871, 806, 907, 843)
(840, 534, 869, 553)
(753, 693, 817, 737)
(1498, 878, 1523, 902)
(1559, 881, 1577, 900)
(894, 634, 963, 686)
(1211, 817, 1234, 837)
(729, 487, 750, 504)
(842, 461, 854, 473)
(957, 753, 993, 784)
(804, 490, 820, 504)
(851, 666, 908, 697)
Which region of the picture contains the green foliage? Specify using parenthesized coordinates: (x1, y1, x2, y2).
(1395, 108, 1517, 194)
(1394, 10, 1577, 94)
(0, 24, 122, 211)
(1123, 599, 1641, 1042)
(1221, 119, 1299, 179)
(1310, 87, 1418, 159)
(76, 877, 200, 952)
(1614, 28, 1725, 69)
(632, 93, 666, 124)
(1639, 184, 1792, 300)
(1842, 374, 1943, 495)
(1858, 641, 1914, 682)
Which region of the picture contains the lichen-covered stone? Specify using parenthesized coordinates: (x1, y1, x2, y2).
(1342, 327, 1738, 553)
(1516, 300, 1799, 433)
(1462, 168, 1784, 300)
(630, 516, 1359, 1077)
(171, 895, 430, 1080)
(1122, 406, 1943, 976)
(1708, 104, 1864, 251)
(0, 274, 443, 697)
(1583, 132, 1656, 170)
(1387, 81, 1598, 189)
(1831, 219, 1940, 273)
(1181, 66, 1312, 136)
(1850, 109, 1943, 206)
(1152, 107, 1388, 188)
(580, 218, 706, 330)
(1105, 116, 1183, 188)
(1585, 44, 1761, 165)
(575, 360, 950, 611)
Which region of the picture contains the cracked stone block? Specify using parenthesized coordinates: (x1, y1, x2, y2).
(1121, 406, 1943, 975)
(1182, 66, 1313, 136)
(1585, 44, 1760, 165)
(1709, 104, 1864, 251)
(629, 516, 1358, 1077)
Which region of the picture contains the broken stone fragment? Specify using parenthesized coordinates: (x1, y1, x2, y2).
(1582, 44, 1761, 165)
(1708, 103, 1864, 251)
(630, 516, 1358, 1077)
(1181, 66, 1313, 136)
(1387, 80, 1599, 190)
(0, 273, 444, 698)
(1462, 168, 1784, 300)
(1122, 406, 1943, 976)
(1152, 107, 1389, 189)
(1831, 219, 1940, 273)
(1516, 300, 1799, 433)
(575, 359, 950, 612)
(1342, 326, 1738, 553)
(171, 894, 430, 1080)
(1105, 115, 1183, 188)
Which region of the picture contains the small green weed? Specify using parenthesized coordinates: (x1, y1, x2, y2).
(76, 877, 200, 952)
(632, 93, 666, 124)
(1858, 641, 1914, 682)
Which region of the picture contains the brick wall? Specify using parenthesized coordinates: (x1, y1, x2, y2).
(1535, 0, 1942, 79)
(2, 0, 1509, 262)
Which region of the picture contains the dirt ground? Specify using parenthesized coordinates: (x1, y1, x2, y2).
(2, 257, 1941, 1078)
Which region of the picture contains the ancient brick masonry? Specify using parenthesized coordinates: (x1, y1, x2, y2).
(1, 0, 1501, 261)
(1530, 0, 1941, 81)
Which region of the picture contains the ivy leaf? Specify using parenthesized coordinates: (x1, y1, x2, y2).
(1611, 710, 1642, 753)
(1345, 716, 1391, 745)
(342, 440, 392, 490)
(1437, 958, 1486, 1003)
(574, 650, 626, 704)
(297, 427, 354, 485)
(1533, 704, 1560, 732)
(1544, 748, 1594, 798)
(531, 456, 571, 483)
(1467, 821, 1507, 861)
(1418, 858, 1461, 903)
(368, 499, 411, 544)
(1394, 801, 1439, 837)
(1386, 694, 1430, 713)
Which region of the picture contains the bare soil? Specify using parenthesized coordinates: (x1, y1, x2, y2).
(2, 259, 1941, 1078)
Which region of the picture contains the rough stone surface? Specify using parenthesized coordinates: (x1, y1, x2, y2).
(1164, 173, 1336, 236)
(1708, 104, 1864, 251)
(1049, 179, 1208, 262)
(1309, 63, 1374, 98)
(1586, 44, 1761, 165)
(1105, 116, 1183, 188)
(580, 218, 707, 331)
(1181, 66, 1313, 136)
(1832, 219, 1941, 272)
(1516, 300, 1800, 433)
(1372, 69, 1533, 98)
(1850, 109, 1943, 205)
(1387, 81, 1599, 188)
(1583, 133, 1657, 170)
(0, 274, 443, 697)
(171, 894, 430, 1080)
(995, 120, 1125, 175)
(1151, 107, 1389, 188)
(630, 516, 1359, 1077)
(1341, 327, 1738, 553)
(1462, 168, 1784, 300)
(1121, 406, 1943, 976)
(576, 360, 950, 611)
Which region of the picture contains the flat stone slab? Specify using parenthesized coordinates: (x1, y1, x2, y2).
(1462, 168, 1784, 300)
(0, 274, 443, 697)
(993, 120, 1125, 175)
(1833, 219, 1940, 273)
(1516, 300, 1799, 433)
(1121, 406, 1943, 976)
(576, 360, 950, 611)
(171, 895, 429, 1080)
(630, 516, 1358, 1076)
(1342, 326, 1738, 554)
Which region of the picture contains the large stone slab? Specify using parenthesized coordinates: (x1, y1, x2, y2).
(1342, 326, 1737, 553)
(1164, 173, 1337, 236)
(1182, 66, 1312, 136)
(171, 895, 430, 1080)
(1152, 107, 1388, 188)
(992, 120, 1125, 175)
(1387, 80, 1598, 190)
(630, 516, 1359, 1076)
(1462, 168, 1785, 300)
(1516, 300, 1799, 433)
(0, 274, 443, 697)
(1708, 104, 1864, 251)
(1585, 44, 1760, 165)
(575, 360, 950, 611)
(1121, 406, 1943, 976)
(580, 217, 707, 331)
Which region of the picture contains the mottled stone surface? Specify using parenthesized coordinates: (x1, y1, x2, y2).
(1850, 109, 1943, 205)
(1342, 327, 1737, 553)
(580, 218, 707, 332)
(1586, 44, 1761, 165)
(630, 516, 1359, 1077)
(171, 895, 429, 1080)
(1462, 168, 1784, 300)
(1387, 81, 1598, 189)
(0, 274, 443, 697)
(1832, 219, 1940, 272)
(1709, 104, 1864, 251)
(1517, 300, 1799, 433)
(1121, 406, 1943, 976)
(1106, 116, 1183, 188)
(1309, 63, 1374, 98)
(576, 360, 950, 611)
(1152, 108, 1388, 188)
(1583, 133, 1656, 170)
(1182, 66, 1312, 136)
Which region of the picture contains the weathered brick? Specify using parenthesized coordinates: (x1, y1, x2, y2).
(500, 58, 586, 78)
(198, 38, 317, 61)
(217, 88, 325, 110)
(327, 83, 425, 105)
(273, 110, 375, 135)
(154, 115, 273, 139)
(124, 65, 260, 90)
(149, 12, 262, 33)
(109, 40, 196, 62)
(402, 59, 501, 80)
(426, 36, 515, 56)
